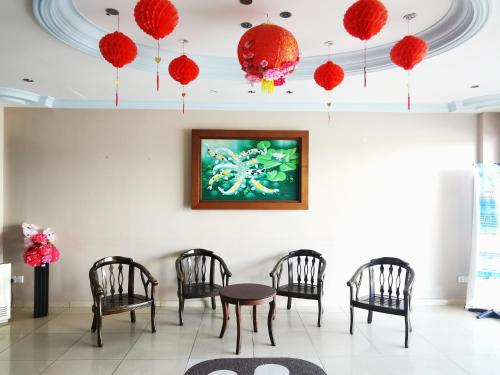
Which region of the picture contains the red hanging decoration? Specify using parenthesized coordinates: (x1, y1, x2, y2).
(343, 0, 388, 87)
(237, 22, 299, 94)
(390, 35, 428, 110)
(134, 0, 179, 91)
(314, 60, 344, 124)
(168, 54, 199, 114)
(99, 31, 137, 107)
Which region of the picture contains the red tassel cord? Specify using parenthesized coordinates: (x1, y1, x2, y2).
(363, 41, 367, 88)
(115, 68, 119, 108)
(327, 102, 332, 125)
(155, 40, 161, 91)
(182, 88, 186, 115)
(407, 71, 411, 111)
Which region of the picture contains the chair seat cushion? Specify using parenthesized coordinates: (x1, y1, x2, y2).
(183, 283, 222, 298)
(277, 283, 319, 298)
(99, 293, 152, 314)
(353, 294, 406, 314)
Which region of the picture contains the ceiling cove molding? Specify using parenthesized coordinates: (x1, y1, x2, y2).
(0, 87, 54, 107)
(33, 0, 491, 80)
(448, 94, 500, 112)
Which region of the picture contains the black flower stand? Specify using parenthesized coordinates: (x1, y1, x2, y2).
(34, 263, 49, 318)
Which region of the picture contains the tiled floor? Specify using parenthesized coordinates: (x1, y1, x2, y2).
(0, 304, 498, 374)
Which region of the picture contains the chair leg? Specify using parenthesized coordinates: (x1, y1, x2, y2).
(367, 310, 373, 324)
(91, 314, 97, 333)
(130, 310, 136, 323)
(349, 306, 354, 334)
(317, 298, 322, 327)
(211, 296, 216, 310)
(96, 315, 103, 347)
(178, 297, 184, 326)
(287, 297, 292, 310)
(151, 302, 156, 333)
(404, 314, 410, 348)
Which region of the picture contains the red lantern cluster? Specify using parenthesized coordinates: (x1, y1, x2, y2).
(237, 23, 299, 94)
(99, 31, 138, 107)
(168, 54, 200, 113)
(134, 0, 179, 90)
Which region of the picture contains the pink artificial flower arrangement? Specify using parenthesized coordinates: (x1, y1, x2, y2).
(22, 223, 60, 267)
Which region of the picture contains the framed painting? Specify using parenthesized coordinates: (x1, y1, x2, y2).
(192, 129, 308, 210)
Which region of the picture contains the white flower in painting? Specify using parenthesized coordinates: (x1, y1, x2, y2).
(272, 152, 285, 160)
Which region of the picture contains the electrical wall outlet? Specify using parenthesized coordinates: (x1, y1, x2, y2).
(11, 276, 24, 284)
(457, 275, 468, 283)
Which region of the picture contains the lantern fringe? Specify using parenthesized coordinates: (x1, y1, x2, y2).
(155, 40, 161, 91)
(261, 79, 275, 94)
(327, 102, 332, 125)
(182, 89, 186, 115)
(407, 70, 411, 111)
(363, 41, 367, 88)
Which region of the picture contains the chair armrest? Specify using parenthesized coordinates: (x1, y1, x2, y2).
(318, 258, 327, 281)
(175, 258, 184, 282)
(270, 254, 289, 277)
(132, 262, 159, 286)
(214, 255, 232, 277)
(403, 267, 415, 296)
(89, 270, 105, 300)
(347, 263, 369, 288)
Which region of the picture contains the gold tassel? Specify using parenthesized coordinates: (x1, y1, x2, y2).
(261, 79, 275, 94)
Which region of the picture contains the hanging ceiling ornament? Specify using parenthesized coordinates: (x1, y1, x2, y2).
(98, 10, 137, 107)
(314, 41, 345, 124)
(134, 0, 179, 91)
(343, 0, 388, 87)
(390, 13, 428, 111)
(168, 39, 199, 114)
(237, 20, 299, 94)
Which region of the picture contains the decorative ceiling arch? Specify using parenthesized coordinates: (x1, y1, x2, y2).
(33, 0, 491, 80)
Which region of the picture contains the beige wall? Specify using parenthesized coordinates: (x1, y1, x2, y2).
(3, 108, 478, 306)
(0, 106, 3, 262)
(479, 113, 500, 163)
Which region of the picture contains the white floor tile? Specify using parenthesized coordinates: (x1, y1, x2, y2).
(0, 333, 83, 360)
(43, 359, 120, 375)
(0, 360, 52, 375)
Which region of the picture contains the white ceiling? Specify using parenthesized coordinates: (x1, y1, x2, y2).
(0, 0, 499, 112)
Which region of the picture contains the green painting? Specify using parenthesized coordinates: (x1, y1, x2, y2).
(201, 139, 300, 201)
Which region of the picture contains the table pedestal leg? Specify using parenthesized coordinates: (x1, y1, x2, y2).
(268, 297, 276, 346)
(252, 305, 258, 333)
(236, 302, 242, 354)
(219, 298, 229, 339)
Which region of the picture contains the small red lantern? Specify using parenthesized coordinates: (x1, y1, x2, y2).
(314, 61, 345, 91)
(343, 0, 388, 87)
(99, 31, 137, 107)
(237, 22, 299, 94)
(168, 54, 199, 114)
(134, 0, 179, 91)
(390, 34, 428, 110)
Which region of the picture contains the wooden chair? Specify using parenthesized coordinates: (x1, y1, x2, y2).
(269, 250, 327, 327)
(89, 256, 158, 347)
(347, 257, 415, 348)
(175, 249, 232, 325)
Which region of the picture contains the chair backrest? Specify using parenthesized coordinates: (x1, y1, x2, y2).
(366, 257, 414, 300)
(285, 250, 326, 287)
(89, 256, 135, 298)
(176, 249, 226, 286)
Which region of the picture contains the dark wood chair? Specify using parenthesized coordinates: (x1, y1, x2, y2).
(347, 257, 415, 348)
(269, 250, 327, 327)
(175, 249, 232, 325)
(89, 256, 158, 347)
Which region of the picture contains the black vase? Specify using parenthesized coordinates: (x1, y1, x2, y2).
(34, 263, 49, 318)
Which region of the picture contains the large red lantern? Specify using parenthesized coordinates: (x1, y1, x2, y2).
(168, 54, 199, 114)
(237, 22, 299, 94)
(314, 59, 344, 124)
(343, 0, 388, 87)
(134, 0, 179, 91)
(390, 35, 428, 110)
(99, 31, 137, 107)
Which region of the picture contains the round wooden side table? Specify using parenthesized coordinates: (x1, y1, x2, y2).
(219, 283, 276, 354)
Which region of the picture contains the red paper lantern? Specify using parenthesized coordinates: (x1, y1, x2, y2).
(168, 54, 199, 113)
(99, 31, 138, 107)
(134, 0, 179, 91)
(390, 35, 428, 110)
(237, 23, 299, 94)
(343, 0, 388, 87)
(314, 61, 345, 91)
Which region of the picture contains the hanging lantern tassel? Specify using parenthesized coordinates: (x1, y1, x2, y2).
(327, 102, 332, 125)
(182, 88, 186, 114)
(155, 41, 161, 91)
(407, 71, 411, 111)
(363, 41, 367, 88)
(115, 69, 120, 107)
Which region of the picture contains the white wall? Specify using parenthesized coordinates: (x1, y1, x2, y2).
(0, 105, 3, 262)
(480, 113, 500, 163)
(3, 108, 478, 306)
